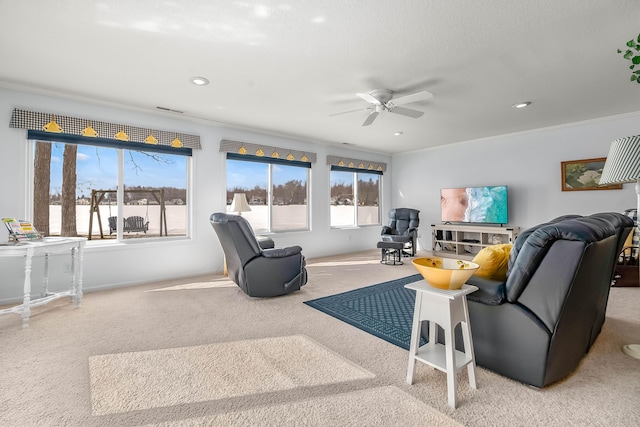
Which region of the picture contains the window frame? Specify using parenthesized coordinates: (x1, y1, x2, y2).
(26, 134, 193, 245)
(330, 166, 382, 228)
(225, 153, 311, 233)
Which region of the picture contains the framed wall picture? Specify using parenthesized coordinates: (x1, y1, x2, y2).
(561, 157, 623, 191)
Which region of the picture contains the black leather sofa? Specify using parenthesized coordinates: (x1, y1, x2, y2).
(458, 213, 633, 387)
(210, 213, 307, 297)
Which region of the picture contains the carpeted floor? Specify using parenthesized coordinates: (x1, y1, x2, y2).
(89, 335, 374, 415)
(1, 249, 639, 426)
(141, 386, 463, 427)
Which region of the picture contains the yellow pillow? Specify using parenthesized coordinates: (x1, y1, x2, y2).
(472, 244, 513, 281)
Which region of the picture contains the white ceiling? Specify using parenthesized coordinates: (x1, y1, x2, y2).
(1, 1, 640, 154)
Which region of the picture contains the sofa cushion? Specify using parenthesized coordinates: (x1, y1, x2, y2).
(472, 244, 512, 281)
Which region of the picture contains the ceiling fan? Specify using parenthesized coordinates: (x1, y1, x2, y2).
(331, 89, 433, 126)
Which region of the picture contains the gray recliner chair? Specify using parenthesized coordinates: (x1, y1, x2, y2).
(381, 208, 420, 256)
(210, 213, 307, 297)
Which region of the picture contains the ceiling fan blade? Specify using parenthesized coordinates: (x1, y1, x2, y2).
(388, 106, 424, 118)
(388, 90, 433, 107)
(356, 92, 382, 105)
(362, 111, 379, 126)
(329, 107, 371, 117)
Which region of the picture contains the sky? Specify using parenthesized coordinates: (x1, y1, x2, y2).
(48, 143, 187, 197)
(227, 159, 308, 190)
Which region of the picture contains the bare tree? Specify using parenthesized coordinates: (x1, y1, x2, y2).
(61, 144, 78, 237)
(283, 179, 303, 204)
(33, 141, 51, 235)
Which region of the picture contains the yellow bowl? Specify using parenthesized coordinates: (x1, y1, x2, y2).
(412, 257, 479, 290)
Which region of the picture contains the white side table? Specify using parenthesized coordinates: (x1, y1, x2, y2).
(405, 281, 478, 409)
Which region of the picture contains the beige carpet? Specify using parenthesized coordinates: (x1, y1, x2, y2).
(143, 386, 462, 427)
(89, 335, 374, 415)
(1, 249, 640, 426)
(146, 279, 237, 291)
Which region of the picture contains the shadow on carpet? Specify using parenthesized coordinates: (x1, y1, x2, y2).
(304, 274, 426, 350)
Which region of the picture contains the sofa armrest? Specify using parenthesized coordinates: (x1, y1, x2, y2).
(262, 246, 302, 258)
(466, 276, 507, 305)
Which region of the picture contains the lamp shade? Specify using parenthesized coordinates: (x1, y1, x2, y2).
(600, 135, 640, 185)
(599, 134, 640, 360)
(229, 193, 252, 214)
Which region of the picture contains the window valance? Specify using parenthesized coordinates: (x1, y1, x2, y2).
(10, 108, 201, 151)
(220, 139, 317, 164)
(327, 155, 386, 174)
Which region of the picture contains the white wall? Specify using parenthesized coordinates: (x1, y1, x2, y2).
(391, 112, 640, 251)
(0, 87, 390, 303)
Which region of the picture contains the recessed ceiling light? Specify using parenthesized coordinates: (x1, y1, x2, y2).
(512, 101, 531, 109)
(190, 77, 209, 86)
(394, 131, 403, 136)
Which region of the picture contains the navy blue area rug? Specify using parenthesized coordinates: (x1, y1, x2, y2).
(304, 274, 426, 350)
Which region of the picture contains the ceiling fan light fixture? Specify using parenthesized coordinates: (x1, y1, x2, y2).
(334, 88, 433, 126)
(190, 76, 209, 86)
(512, 101, 531, 109)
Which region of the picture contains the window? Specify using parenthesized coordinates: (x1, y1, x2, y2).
(31, 139, 189, 241)
(226, 156, 309, 233)
(330, 168, 380, 227)
(357, 173, 380, 225)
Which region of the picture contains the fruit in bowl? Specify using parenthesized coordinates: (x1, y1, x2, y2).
(412, 257, 479, 290)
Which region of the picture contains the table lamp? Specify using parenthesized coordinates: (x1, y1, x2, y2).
(599, 134, 640, 359)
(229, 193, 252, 216)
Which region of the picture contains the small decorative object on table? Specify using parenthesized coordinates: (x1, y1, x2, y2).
(412, 257, 479, 290)
(2, 218, 43, 242)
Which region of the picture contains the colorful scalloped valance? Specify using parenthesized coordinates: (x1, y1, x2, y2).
(327, 155, 386, 173)
(9, 108, 201, 150)
(219, 139, 317, 163)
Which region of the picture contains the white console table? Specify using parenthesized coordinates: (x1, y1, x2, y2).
(0, 237, 85, 328)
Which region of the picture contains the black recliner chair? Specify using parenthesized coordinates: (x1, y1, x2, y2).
(381, 208, 420, 256)
(210, 213, 307, 297)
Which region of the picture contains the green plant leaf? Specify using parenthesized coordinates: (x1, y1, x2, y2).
(618, 49, 623, 53)
(634, 69, 640, 74)
(628, 39, 635, 47)
(625, 50, 633, 59)
(632, 64, 636, 70)
(637, 33, 640, 43)
(633, 56, 640, 65)
(632, 75, 638, 82)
